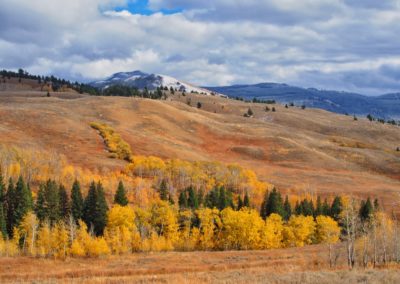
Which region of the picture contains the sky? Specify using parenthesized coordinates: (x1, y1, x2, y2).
(0, 0, 399, 95)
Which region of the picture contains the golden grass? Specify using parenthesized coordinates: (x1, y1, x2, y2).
(0, 245, 399, 283)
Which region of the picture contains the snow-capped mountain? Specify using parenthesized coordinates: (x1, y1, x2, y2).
(90, 71, 218, 96)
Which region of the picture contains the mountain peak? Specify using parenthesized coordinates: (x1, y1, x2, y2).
(90, 71, 219, 96)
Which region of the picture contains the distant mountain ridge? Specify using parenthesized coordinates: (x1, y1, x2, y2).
(206, 83, 400, 119)
(90, 71, 218, 96)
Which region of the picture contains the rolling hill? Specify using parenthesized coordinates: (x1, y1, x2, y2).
(0, 76, 400, 214)
(206, 83, 400, 119)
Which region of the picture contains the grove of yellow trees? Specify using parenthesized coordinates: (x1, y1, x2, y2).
(0, 201, 342, 258)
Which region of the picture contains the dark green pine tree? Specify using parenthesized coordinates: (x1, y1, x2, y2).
(301, 199, 314, 216)
(205, 187, 219, 209)
(283, 195, 292, 221)
(294, 201, 303, 215)
(315, 196, 323, 217)
(114, 181, 128, 206)
(243, 191, 250, 208)
(94, 182, 108, 236)
(0, 172, 7, 238)
(71, 180, 84, 222)
(330, 196, 343, 221)
(187, 187, 199, 209)
(359, 197, 373, 222)
(197, 188, 204, 207)
(14, 176, 33, 227)
(178, 190, 188, 209)
(35, 183, 46, 222)
(6, 178, 16, 236)
(237, 196, 243, 210)
(218, 187, 229, 210)
(159, 180, 168, 201)
(266, 188, 285, 218)
(260, 191, 269, 219)
(83, 182, 97, 232)
(59, 184, 70, 219)
(322, 198, 330, 216)
(45, 180, 60, 225)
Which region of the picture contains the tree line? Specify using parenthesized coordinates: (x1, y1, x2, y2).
(0, 69, 99, 95)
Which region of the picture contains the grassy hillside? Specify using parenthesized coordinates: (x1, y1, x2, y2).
(0, 82, 399, 212)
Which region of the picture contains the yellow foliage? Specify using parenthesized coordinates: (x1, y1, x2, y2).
(315, 216, 340, 245)
(195, 208, 221, 250)
(262, 213, 284, 249)
(104, 205, 138, 254)
(90, 122, 132, 161)
(219, 208, 264, 250)
(150, 201, 179, 247)
(283, 215, 316, 247)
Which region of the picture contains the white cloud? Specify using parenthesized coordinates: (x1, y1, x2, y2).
(0, 0, 400, 95)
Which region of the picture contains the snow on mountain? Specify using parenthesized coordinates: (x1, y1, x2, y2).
(90, 71, 221, 96)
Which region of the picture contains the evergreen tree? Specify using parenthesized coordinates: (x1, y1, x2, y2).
(46, 180, 60, 225)
(0, 172, 6, 238)
(315, 196, 323, 217)
(359, 197, 373, 222)
(197, 188, 204, 207)
(114, 181, 128, 206)
(14, 176, 33, 227)
(283, 195, 292, 221)
(83, 181, 108, 235)
(35, 183, 46, 221)
(71, 180, 83, 222)
(243, 191, 250, 208)
(294, 201, 303, 215)
(59, 184, 70, 218)
(266, 188, 285, 218)
(35, 180, 60, 225)
(178, 191, 187, 209)
(6, 178, 16, 236)
(94, 182, 108, 235)
(205, 187, 219, 209)
(158, 180, 168, 201)
(301, 199, 314, 216)
(260, 191, 269, 219)
(322, 198, 330, 216)
(218, 187, 229, 210)
(330, 196, 343, 221)
(187, 187, 199, 209)
(83, 182, 97, 232)
(237, 196, 243, 210)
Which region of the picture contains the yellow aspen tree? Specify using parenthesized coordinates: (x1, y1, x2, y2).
(104, 205, 137, 254)
(315, 216, 341, 267)
(220, 208, 264, 250)
(262, 213, 284, 249)
(19, 212, 39, 256)
(283, 215, 316, 247)
(196, 208, 221, 250)
(53, 223, 70, 259)
(150, 201, 179, 250)
(36, 222, 52, 257)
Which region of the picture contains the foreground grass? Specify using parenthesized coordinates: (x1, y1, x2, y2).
(0, 245, 399, 283)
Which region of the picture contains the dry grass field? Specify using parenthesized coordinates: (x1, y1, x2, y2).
(0, 245, 399, 283)
(0, 81, 399, 212)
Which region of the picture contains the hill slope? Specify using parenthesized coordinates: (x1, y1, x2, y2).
(0, 83, 400, 212)
(207, 83, 400, 119)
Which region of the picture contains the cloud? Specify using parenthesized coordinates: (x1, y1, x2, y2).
(0, 0, 399, 95)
